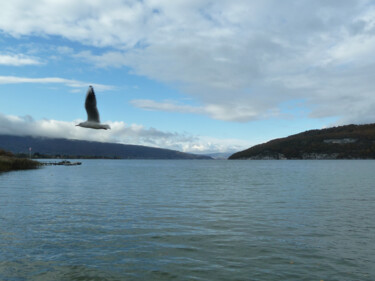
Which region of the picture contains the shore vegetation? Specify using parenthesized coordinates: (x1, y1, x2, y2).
(0, 149, 40, 172)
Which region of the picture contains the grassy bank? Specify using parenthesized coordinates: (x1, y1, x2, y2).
(0, 149, 40, 172)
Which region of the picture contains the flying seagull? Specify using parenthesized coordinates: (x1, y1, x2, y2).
(76, 86, 110, 130)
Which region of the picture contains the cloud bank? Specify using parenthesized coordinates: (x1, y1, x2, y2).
(0, 113, 249, 153)
(1, 1, 375, 123)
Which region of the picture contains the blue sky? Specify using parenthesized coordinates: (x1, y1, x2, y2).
(0, 0, 375, 154)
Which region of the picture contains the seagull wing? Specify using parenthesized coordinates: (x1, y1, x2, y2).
(85, 86, 100, 123)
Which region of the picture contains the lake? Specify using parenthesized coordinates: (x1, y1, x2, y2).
(0, 160, 374, 280)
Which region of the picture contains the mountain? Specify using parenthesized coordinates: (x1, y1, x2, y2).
(229, 123, 375, 160)
(0, 135, 212, 160)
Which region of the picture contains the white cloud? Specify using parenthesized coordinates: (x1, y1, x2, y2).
(0, 75, 114, 91)
(131, 99, 204, 114)
(1, 1, 375, 123)
(0, 54, 42, 66)
(131, 99, 274, 122)
(0, 113, 250, 153)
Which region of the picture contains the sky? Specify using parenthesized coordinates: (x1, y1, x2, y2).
(1, 0, 375, 154)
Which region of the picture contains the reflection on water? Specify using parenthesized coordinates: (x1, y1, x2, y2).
(0, 160, 374, 280)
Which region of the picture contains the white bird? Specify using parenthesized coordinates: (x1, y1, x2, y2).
(76, 86, 110, 130)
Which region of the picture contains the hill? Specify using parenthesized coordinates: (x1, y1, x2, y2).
(229, 123, 375, 160)
(0, 135, 212, 160)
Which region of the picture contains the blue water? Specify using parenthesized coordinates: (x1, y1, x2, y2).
(0, 160, 374, 280)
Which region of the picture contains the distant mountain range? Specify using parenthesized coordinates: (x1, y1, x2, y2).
(0, 135, 212, 160)
(203, 152, 236, 160)
(229, 123, 375, 160)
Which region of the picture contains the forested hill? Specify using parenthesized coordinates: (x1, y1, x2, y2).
(229, 123, 375, 160)
(0, 135, 211, 160)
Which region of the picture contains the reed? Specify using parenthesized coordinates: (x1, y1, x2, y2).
(0, 149, 40, 172)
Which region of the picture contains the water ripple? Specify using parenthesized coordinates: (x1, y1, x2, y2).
(0, 160, 374, 280)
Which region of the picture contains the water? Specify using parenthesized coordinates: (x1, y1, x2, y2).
(0, 160, 374, 281)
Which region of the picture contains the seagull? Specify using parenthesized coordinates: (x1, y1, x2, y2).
(76, 85, 110, 130)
